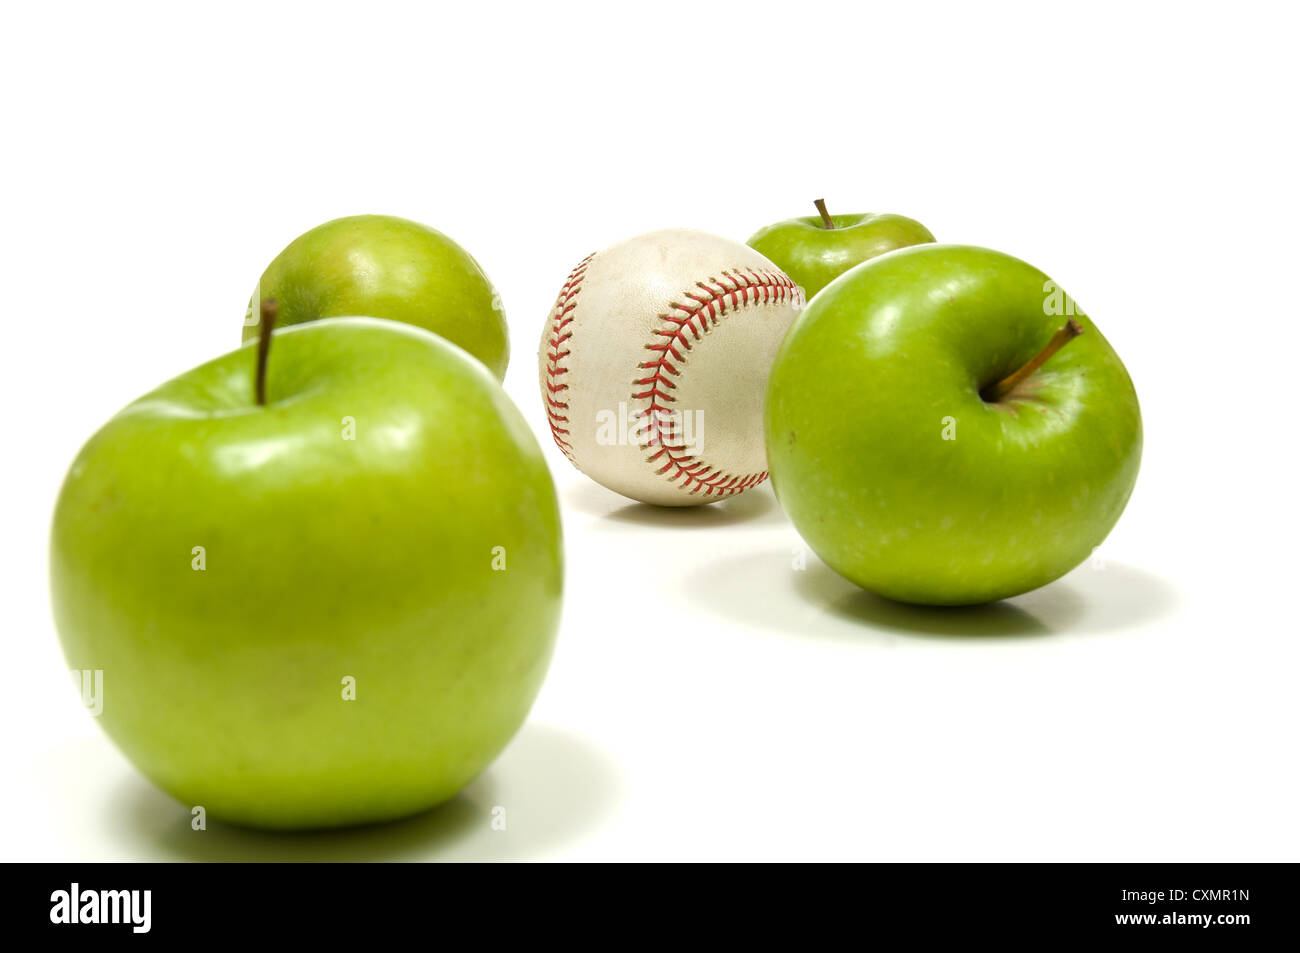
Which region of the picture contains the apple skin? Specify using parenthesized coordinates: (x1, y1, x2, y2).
(243, 214, 510, 379)
(765, 244, 1142, 606)
(748, 212, 935, 300)
(51, 318, 561, 829)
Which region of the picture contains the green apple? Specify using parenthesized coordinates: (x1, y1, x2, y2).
(51, 315, 561, 829)
(748, 199, 935, 300)
(765, 244, 1141, 606)
(243, 214, 510, 379)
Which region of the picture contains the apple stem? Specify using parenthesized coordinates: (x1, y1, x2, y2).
(255, 298, 278, 406)
(814, 198, 835, 229)
(982, 318, 1084, 402)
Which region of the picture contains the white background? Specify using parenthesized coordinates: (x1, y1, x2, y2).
(3, 1, 1297, 861)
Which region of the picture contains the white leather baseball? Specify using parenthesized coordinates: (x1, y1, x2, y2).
(539, 229, 805, 507)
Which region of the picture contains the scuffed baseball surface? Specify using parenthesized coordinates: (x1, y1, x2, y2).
(540, 229, 805, 507)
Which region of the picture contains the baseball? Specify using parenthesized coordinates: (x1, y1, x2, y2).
(540, 229, 805, 506)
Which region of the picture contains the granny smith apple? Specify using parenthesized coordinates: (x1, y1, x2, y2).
(243, 214, 510, 379)
(51, 314, 561, 829)
(748, 199, 935, 300)
(765, 244, 1141, 606)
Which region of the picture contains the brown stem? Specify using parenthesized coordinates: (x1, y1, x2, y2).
(982, 318, 1084, 402)
(814, 198, 835, 229)
(255, 298, 278, 406)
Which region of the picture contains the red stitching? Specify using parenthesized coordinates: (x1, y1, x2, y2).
(543, 253, 595, 458)
(634, 268, 802, 498)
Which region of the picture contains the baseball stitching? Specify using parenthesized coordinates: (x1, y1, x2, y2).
(633, 268, 803, 497)
(543, 253, 595, 460)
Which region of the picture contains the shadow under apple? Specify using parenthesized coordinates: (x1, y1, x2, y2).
(682, 548, 1180, 641)
(103, 722, 621, 862)
(795, 561, 1067, 638)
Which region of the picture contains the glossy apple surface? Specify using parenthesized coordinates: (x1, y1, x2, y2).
(765, 244, 1142, 605)
(748, 209, 934, 300)
(243, 214, 510, 379)
(52, 318, 561, 828)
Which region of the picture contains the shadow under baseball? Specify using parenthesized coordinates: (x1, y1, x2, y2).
(103, 723, 620, 862)
(564, 478, 784, 528)
(684, 548, 1181, 641)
